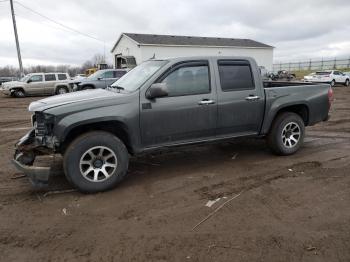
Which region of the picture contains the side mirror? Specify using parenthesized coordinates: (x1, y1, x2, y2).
(146, 83, 168, 99)
(97, 77, 102, 80)
(27, 79, 32, 83)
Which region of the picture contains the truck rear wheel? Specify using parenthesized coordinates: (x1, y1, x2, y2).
(56, 86, 68, 95)
(63, 131, 129, 193)
(267, 112, 305, 155)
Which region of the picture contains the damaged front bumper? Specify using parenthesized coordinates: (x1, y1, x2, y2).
(12, 129, 55, 186)
(12, 159, 50, 186)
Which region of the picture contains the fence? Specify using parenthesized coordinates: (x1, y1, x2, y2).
(273, 57, 350, 72)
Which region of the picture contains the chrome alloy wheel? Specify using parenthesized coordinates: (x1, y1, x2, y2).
(281, 122, 301, 148)
(58, 88, 67, 94)
(79, 146, 118, 182)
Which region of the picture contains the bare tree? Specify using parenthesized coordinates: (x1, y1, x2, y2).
(0, 53, 111, 78)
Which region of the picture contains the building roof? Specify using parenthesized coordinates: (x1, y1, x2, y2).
(111, 33, 273, 52)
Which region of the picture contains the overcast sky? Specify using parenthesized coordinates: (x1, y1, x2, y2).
(0, 0, 350, 67)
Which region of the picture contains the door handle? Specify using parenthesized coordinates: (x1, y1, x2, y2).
(245, 95, 260, 101)
(198, 99, 215, 105)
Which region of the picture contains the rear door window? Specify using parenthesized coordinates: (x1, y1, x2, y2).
(115, 70, 126, 78)
(218, 60, 254, 91)
(45, 74, 56, 81)
(57, 74, 67, 80)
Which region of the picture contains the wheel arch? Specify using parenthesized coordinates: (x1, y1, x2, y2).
(10, 86, 25, 92)
(263, 104, 309, 135)
(81, 84, 95, 90)
(59, 120, 133, 154)
(54, 84, 69, 94)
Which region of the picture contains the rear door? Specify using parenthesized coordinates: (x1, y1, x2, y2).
(140, 60, 217, 147)
(115, 70, 127, 81)
(215, 59, 265, 137)
(44, 73, 57, 94)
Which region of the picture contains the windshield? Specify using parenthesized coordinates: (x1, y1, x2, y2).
(87, 70, 104, 79)
(111, 60, 168, 92)
(20, 75, 31, 82)
(316, 71, 331, 75)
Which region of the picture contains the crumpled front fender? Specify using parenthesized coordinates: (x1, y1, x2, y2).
(13, 129, 53, 186)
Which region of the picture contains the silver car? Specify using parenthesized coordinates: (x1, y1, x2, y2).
(1, 72, 71, 97)
(71, 69, 127, 91)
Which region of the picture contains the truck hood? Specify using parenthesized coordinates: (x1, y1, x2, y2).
(2, 81, 23, 88)
(29, 89, 121, 112)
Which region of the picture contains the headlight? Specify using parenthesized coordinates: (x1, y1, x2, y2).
(33, 112, 55, 136)
(31, 114, 35, 127)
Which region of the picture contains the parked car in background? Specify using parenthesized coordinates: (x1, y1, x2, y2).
(73, 74, 86, 80)
(0, 77, 17, 86)
(303, 72, 316, 82)
(70, 69, 127, 91)
(13, 56, 332, 192)
(1, 73, 70, 97)
(343, 71, 350, 78)
(267, 71, 295, 81)
(304, 70, 349, 87)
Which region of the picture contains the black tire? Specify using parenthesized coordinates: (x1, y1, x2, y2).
(13, 89, 25, 98)
(267, 112, 305, 156)
(330, 80, 336, 87)
(56, 86, 68, 95)
(344, 79, 349, 87)
(63, 131, 129, 193)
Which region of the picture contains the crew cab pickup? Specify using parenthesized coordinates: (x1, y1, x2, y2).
(12, 56, 332, 193)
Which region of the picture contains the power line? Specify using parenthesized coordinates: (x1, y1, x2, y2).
(15, 13, 80, 36)
(14, 0, 104, 43)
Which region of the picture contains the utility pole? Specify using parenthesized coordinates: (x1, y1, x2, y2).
(10, 0, 24, 77)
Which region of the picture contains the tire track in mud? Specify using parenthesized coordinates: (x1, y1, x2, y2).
(194, 161, 346, 200)
(0, 119, 30, 129)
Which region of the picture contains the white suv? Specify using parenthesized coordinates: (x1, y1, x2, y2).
(1, 72, 71, 97)
(304, 70, 349, 87)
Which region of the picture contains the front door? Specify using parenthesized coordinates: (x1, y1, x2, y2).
(103, 70, 117, 88)
(26, 74, 46, 95)
(215, 59, 265, 136)
(140, 60, 217, 147)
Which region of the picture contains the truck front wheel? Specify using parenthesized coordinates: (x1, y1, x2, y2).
(13, 89, 25, 98)
(63, 131, 129, 193)
(267, 112, 305, 155)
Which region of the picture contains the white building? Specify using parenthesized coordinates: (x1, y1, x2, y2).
(111, 33, 274, 70)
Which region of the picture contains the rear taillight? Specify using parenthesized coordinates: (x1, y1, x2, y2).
(328, 87, 334, 109)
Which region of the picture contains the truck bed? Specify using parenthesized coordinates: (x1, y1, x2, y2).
(263, 80, 325, 88)
(259, 81, 331, 135)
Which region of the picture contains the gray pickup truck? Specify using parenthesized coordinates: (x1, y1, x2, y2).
(12, 56, 332, 193)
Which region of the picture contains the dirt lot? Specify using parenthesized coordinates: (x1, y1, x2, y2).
(0, 87, 349, 262)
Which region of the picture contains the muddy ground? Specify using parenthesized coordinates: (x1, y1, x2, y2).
(0, 86, 349, 262)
